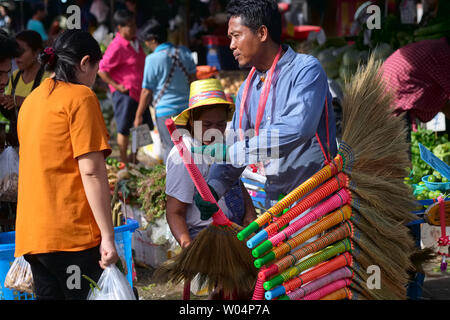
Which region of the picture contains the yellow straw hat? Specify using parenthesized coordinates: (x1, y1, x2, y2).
(174, 78, 235, 126)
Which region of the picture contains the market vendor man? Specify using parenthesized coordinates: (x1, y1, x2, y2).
(192, 0, 337, 213)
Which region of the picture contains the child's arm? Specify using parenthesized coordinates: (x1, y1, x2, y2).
(239, 180, 257, 227)
(166, 195, 192, 249)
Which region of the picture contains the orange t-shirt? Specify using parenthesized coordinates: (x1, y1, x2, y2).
(15, 78, 112, 257)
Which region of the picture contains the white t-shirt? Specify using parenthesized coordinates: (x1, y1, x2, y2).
(165, 135, 234, 239)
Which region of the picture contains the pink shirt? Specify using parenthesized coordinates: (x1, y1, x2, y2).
(99, 32, 146, 103)
(381, 38, 450, 124)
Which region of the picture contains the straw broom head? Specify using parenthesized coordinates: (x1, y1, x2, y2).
(154, 222, 258, 297)
(339, 56, 418, 223)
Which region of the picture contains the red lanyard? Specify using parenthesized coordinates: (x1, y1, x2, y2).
(239, 46, 282, 140)
(238, 46, 331, 169)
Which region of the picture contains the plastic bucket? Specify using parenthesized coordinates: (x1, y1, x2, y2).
(0, 219, 139, 300)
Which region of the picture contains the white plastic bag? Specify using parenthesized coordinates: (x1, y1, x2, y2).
(4, 256, 34, 293)
(0, 146, 19, 202)
(87, 265, 136, 300)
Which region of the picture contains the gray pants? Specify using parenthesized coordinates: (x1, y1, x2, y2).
(156, 115, 175, 163)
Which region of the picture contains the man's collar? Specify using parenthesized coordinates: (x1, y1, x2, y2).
(115, 32, 136, 46)
(255, 44, 295, 76)
(154, 42, 173, 53)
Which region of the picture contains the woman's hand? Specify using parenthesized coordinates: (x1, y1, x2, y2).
(99, 237, 119, 269)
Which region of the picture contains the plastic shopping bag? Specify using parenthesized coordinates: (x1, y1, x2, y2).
(4, 256, 34, 294)
(87, 265, 136, 300)
(0, 146, 19, 202)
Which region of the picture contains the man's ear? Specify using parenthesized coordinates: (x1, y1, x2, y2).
(257, 25, 269, 43)
(79, 55, 90, 73)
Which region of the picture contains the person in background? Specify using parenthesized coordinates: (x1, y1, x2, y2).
(165, 78, 257, 299)
(124, 0, 145, 30)
(26, 2, 48, 44)
(0, 29, 20, 96)
(15, 30, 118, 300)
(98, 9, 152, 164)
(134, 19, 196, 163)
(0, 29, 20, 129)
(381, 36, 450, 135)
(0, 4, 12, 34)
(1, 30, 51, 146)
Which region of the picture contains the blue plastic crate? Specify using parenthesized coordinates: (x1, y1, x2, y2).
(0, 219, 139, 300)
(114, 219, 139, 287)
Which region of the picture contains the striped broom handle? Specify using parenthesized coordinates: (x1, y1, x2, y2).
(252, 277, 265, 300)
(263, 238, 352, 290)
(271, 252, 353, 300)
(251, 188, 350, 254)
(254, 205, 352, 265)
(237, 154, 344, 240)
(247, 173, 349, 248)
(267, 267, 353, 300)
(258, 222, 353, 277)
(166, 119, 231, 226)
(320, 287, 352, 300)
(300, 278, 352, 300)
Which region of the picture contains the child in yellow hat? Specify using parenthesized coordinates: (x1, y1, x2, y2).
(164, 78, 257, 299)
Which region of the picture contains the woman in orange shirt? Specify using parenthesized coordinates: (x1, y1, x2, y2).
(15, 30, 118, 300)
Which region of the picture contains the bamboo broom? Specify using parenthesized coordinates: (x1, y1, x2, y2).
(154, 119, 257, 297)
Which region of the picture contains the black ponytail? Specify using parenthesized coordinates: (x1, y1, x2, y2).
(38, 29, 102, 85)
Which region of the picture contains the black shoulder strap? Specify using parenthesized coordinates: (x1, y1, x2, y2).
(10, 70, 23, 97)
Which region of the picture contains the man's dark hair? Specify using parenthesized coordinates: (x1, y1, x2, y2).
(226, 0, 282, 44)
(113, 9, 134, 28)
(140, 19, 167, 44)
(0, 29, 21, 62)
(31, 2, 45, 16)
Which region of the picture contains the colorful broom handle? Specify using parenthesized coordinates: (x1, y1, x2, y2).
(237, 154, 344, 240)
(275, 252, 353, 298)
(252, 277, 265, 300)
(257, 222, 353, 277)
(251, 188, 350, 254)
(263, 238, 352, 290)
(300, 278, 352, 300)
(320, 287, 352, 300)
(247, 172, 349, 248)
(276, 254, 352, 300)
(165, 119, 231, 226)
(254, 205, 352, 264)
(266, 266, 353, 300)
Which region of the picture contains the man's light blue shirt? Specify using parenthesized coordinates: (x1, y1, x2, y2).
(208, 45, 337, 204)
(142, 42, 196, 118)
(27, 19, 48, 41)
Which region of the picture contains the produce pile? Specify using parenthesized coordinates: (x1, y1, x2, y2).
(107, 158, 167, 226)
(218, 70, 248, 98)
(403, 129, 450, 201)
(307, 13, 450, 89)
(311, 38, 393, 90)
